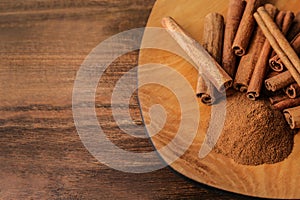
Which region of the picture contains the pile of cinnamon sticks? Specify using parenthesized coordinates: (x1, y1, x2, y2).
(162, 0, 300, 129)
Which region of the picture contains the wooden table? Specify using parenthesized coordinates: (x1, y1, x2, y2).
(0, 1, 256, 199)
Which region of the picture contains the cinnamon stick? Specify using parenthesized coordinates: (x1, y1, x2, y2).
(274, 11, 295, 35)
(269, 10, 295, 61)
(269, 93, 290, 105)
(283, 106, 300, 129)
(222, 0, 246, 77)
(275, 11, 286, 30)
(161, 16, 232, 92)
(269, 11, 284, 59)
(269, 55, 285, 72)
(287, 12, 300, 41)
(285, 83, 300, 99)
(197, 75, 208, 98)
(197, 76, 221, 105)
(202, 13, 224, 64)
(247, 4, 278, 100)
(197, 13, 225, 105)
(233, 26, 266, 92)
(265, 71, 295, 92)
(281, 11, 295, 35)
(273, 97, 300, 111)
(266, 71, 281, 79)
(232, 0, 261, 56)
(269, 33, 300, 73)
(254, 7, 300, 87)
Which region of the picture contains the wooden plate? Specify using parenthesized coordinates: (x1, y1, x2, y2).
(138, 0, 300, 199)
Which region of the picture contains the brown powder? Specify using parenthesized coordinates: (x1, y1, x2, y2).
(214, 92, 295, 165)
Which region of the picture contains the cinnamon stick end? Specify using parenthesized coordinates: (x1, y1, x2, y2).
(286, 87, 297, 99)
(269, 60, 285, 72)
(232, 46, 245, 56)
(233, 83, 247, 93)
(257, 6, 266, 13)
(224, 80, 233, 91)
(265, 80, 275, 92)
(283, 112, 296, 129)
(201, 94, 213, 106)
(247, 92, 259, 101)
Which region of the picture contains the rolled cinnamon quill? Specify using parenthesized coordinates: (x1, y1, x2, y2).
(234, 26, 266, 92)
(197, 76, 208, 98)
(162, 16, 232, 92)
(197, 76, 219, 104)
(264, 71, 281, 93)
(254, 7, 300, 87)
(222, 0, 246, 77)
(266, 71, 281, 78)
(247, 4, 278, 100)
(265, 71, 295, 92)
(285, 83, 300, 99)
(287, 12, 300, 41)
(232, 0, 261, 56)
(269, 55, 285, 72)
(197, 13, 225, 105)
(284, 106, 300, 129)
(269, 33, 300, 73)
(269, 94, 290, 105)
(281, 11, 295, 36)
(275, 11, 286, 31)
(274, 10, 295, 36)
(197, 78, 222, 105)
(269, 11, 285, 59)
(202, 13, 224, 65)
(273, 97, 300, 111)
(269, 10, 295, 67)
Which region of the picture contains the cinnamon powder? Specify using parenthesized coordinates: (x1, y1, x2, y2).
(214, 92, 295, 165)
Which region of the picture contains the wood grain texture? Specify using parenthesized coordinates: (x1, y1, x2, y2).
(139, 0, 300, 199)
(0, 0, 257, 199)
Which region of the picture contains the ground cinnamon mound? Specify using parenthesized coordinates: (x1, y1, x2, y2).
(214, 92, 295, 165)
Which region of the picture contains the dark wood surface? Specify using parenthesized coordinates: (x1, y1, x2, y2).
(0, 1, 257, 199)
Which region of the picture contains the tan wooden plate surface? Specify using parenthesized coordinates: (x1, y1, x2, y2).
(138, 0, 300, 199)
